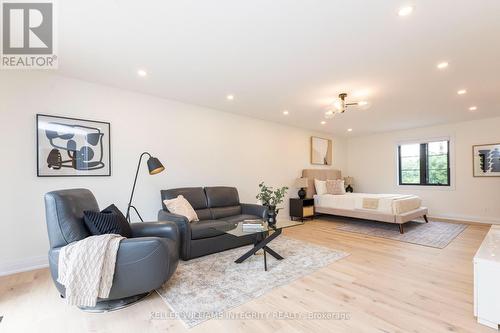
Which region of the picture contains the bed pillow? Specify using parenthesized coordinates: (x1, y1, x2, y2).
(163, 195, 199, 222)
(314, 179, 328, 195)
(326, 179, 346, 195)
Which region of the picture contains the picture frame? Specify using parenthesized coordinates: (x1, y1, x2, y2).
(310, 136, 332, 165)
(36, 114, 111, 177)
(472, 143, 500, 177)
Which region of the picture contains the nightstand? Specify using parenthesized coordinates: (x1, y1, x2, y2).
(289, 198, 315, 221)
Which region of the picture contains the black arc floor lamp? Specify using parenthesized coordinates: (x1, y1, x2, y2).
(126, 152, 165, 222)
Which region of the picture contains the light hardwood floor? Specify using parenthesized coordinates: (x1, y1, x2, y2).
(0, 218, 494, 333)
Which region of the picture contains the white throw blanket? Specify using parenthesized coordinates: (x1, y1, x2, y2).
(57, 234, 124, 307)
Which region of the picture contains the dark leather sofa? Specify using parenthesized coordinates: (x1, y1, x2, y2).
(44, 189, 179, 311)
(158, 186, 267, 260)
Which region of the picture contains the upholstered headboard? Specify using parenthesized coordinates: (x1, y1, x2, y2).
(302, 169, 342, 198)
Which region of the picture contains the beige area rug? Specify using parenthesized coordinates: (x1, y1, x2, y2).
(334, 218, 467, 249)
(156, 236, 348, 328)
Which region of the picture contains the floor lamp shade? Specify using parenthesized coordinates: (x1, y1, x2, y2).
(147, 157, 165, 175)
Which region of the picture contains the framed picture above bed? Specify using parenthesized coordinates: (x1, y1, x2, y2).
(310, 136, 332, 165)
(36, 114, 111, 177)
(473, 143, 500, 177)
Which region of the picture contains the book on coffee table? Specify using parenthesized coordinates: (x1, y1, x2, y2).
(242, 219, 265, 231)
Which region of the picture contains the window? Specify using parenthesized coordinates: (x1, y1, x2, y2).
(398, 140, 450, 186)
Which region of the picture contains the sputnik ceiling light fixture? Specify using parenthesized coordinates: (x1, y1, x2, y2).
(325, 93, 369, 119)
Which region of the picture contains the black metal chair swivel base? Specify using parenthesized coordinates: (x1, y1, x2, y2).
(235, 228, 284, 271)
(76, 292, 152, 313)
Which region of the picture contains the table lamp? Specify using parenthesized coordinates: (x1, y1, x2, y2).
(294, 177, 309, 199)
(344, 176, 353, 193)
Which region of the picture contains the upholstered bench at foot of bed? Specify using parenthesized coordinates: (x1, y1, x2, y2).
(395, 207, 428, 233)
(315, 206, 429, 234)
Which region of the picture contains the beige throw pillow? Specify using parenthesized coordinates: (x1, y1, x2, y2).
(163, 195, 199, 222)
(326, 179, 346, 195)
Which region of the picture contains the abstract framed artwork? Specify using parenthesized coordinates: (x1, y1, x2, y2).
(36, 114, 111, 177)
(472, 143, 500, 177)
(310, 136, 332, 165)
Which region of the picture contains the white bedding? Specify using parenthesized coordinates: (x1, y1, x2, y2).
(313, 193, 422, 215)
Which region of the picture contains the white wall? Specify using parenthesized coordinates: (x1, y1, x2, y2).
(347, 117, 500, 224)
(0, 71, 347, 275)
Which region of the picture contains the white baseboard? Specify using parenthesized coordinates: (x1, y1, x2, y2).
(429, 214, 500, 225)
(0, 255, 48, 277)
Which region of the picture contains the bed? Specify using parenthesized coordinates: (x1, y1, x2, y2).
(302, 169, 428, 234)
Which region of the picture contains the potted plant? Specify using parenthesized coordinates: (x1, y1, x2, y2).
(256, 182, 288, 225)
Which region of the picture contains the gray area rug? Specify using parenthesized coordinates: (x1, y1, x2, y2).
(335, 219, 467, 248)
(156, 236, 348, 328)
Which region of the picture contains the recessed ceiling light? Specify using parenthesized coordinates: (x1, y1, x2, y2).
(347, 128, 353, 132)
(321, 121, 326, 125)
(283, 110, 289, 115)
(437, 62, 449, 69)
(398, 6, 414, 17)
(357, 101, 368, 106)
(137, 69, 147, 77)
(226, 94, 234, 101)
(457, 89, 467, 95)
(469, 106, 478, 111)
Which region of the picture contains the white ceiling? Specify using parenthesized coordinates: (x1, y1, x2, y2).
(57, 0, 500, 136)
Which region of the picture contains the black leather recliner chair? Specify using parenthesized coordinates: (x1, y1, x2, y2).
(158, 186, 267, 260)
(44, 188, 179, 311)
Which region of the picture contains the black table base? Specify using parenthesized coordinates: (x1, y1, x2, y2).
(235, 228, 284, 271)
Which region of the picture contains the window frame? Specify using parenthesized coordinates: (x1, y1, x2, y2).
(397, 139, 451, 187)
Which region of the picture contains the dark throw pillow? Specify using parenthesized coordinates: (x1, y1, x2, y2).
(102, 204, 132, 238)
(83, 204, 132, 238)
